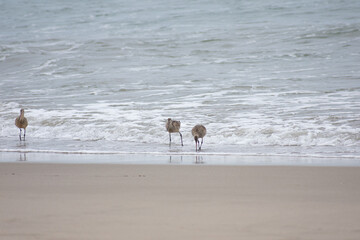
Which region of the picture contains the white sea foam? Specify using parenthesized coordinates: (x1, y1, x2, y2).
(1, 98, 359, 151)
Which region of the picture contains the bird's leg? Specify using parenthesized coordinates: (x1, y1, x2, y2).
(19, 129, 22, 141)
(24, 129, 26, 141)
(169, 132, 172, 145)
(199, 138, 204, 150)
(179, 132, 183, 146)
(195, 140, 198, 152)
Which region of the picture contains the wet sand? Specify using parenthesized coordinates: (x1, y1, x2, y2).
(1, 163, 360, 240)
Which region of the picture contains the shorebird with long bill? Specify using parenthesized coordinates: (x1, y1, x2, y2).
(166, 118, 183, 146)
(192, 124, 206, 151)
(15, 108, 28, 141)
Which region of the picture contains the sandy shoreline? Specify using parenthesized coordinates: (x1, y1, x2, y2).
(1, 163, 360, 240)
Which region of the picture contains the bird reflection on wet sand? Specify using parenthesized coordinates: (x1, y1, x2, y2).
(18, 153, 27, 162)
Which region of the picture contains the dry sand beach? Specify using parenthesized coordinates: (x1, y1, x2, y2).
(1, 162, 360, 240)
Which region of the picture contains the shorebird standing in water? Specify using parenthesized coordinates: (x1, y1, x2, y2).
(192, 125, 206, 151)
(166, 118, 183, 146)
(15, 108, 28, 141)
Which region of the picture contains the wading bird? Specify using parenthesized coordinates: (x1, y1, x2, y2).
(15, 108, 28, 141)
(166, 118, 183, 146)
(192, 125, 206, 151)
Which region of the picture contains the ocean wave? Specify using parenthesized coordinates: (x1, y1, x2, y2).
(1, 0, 360, 160)
(1, 105, 359, 149)
(298, 24, 360, 40)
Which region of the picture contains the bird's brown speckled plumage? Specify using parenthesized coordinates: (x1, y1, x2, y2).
(15, 109, 28, 141)
(166, 118, 183, 146)
(192, 125, 206, 151)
